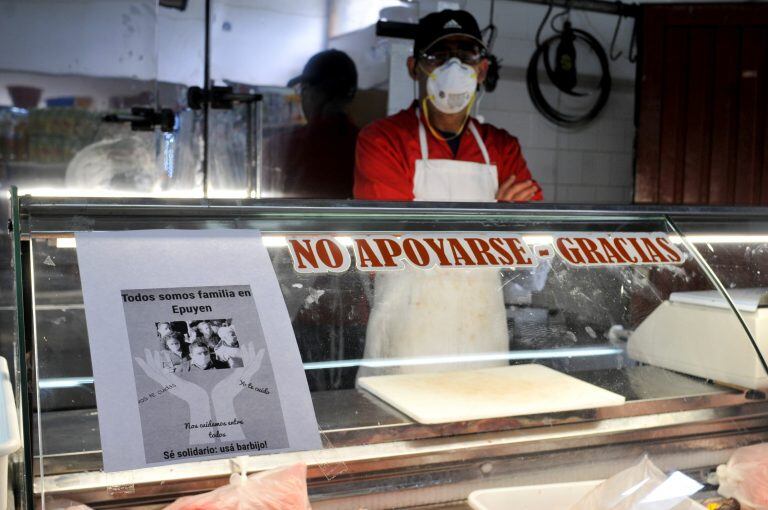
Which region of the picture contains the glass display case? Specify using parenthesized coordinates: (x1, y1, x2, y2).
(9, 191, 768, 509)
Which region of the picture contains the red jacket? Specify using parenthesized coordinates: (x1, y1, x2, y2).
(354, 102, 542, 201)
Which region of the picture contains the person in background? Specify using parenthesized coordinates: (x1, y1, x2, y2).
(209, 319, 227, 337)
(188, 342, 215, 371)
(264, 49, 359, 198)
(214, 326, 243, 368)
(354, 10, 542, 377)
(189, 320, 219, 351)
(159, 332, 190, 374)
(156, 322, 173, 339)
(158, 321, 196, 345)
(267, 51, 369, 390)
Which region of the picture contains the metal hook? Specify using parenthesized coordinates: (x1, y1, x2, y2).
(628, 17, 638, 63)
(550, 3, 571, 35)
(481, 0, 498, 50)
(610, 4, 624, 61)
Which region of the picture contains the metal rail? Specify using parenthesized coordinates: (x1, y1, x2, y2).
(17, 195, 768, 220)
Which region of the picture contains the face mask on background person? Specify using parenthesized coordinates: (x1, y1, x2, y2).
(425, 57, 478, 114)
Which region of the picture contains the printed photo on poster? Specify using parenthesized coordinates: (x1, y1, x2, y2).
(122, 285, 289, 465)
(154, 320, 245, 373)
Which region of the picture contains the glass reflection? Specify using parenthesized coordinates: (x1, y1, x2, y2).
(208, 0, 395, 198)
(0, 0, 204, 199)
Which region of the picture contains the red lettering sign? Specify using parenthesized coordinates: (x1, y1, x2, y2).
(553, 234, 684, 267)
(287, 233, 685, 273)
(286, 237, 351, 273)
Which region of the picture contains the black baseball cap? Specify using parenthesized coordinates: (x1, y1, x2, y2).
(414, 10, 486, 56)
(287, 49, 358, 100)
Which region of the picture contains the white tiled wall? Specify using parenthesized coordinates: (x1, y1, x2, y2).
(478, 82, 635, 203)
(466, 0, 637, 204)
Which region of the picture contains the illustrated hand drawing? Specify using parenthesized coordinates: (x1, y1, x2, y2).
(211, 344, 266, 441)
(135, 348, 215, 444)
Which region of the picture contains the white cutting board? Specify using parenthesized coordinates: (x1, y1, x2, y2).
(357, 364, 626, 424)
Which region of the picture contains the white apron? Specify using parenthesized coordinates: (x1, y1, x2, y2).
(359, 111, 509, 377)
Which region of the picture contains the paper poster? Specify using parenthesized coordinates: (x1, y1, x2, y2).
(75, 230, 320, 472)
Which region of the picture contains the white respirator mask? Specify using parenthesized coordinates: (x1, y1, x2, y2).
(425, 57, 478, 114)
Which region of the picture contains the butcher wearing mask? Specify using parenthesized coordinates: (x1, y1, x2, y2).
(354, 9, 542, 377)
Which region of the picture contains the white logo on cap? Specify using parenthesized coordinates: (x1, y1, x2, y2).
(443, 19, 462, 29)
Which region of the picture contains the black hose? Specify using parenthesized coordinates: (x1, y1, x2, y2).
(527, 28, 611, 127)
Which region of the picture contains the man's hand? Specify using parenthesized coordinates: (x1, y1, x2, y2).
(496, 174, 540, 202)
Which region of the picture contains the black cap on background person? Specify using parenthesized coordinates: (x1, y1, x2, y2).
(287, 49, 358, 121)
(413, 9, 486, 57)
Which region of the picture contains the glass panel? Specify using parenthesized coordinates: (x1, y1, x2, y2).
(669, 213, 768, 367)
(0, 0, 159, 196)
(1, 12, 182, 486)
(23, 201, 761, 485)
(155, 0, 206, 195)
(207, 0, 396, 198)
(8, 190, 28, 510)
(0, 0, 205, 199)
(207, 0, 326, 197)
(31, 236, 97, 463)
(3, 18, 205, 495)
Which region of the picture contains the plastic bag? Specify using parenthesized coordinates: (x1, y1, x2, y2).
(570, 455, 705, 510)
(65, 136, 161, 193)
(717, 443, 768, 510)
(164, 462, 311, 510)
